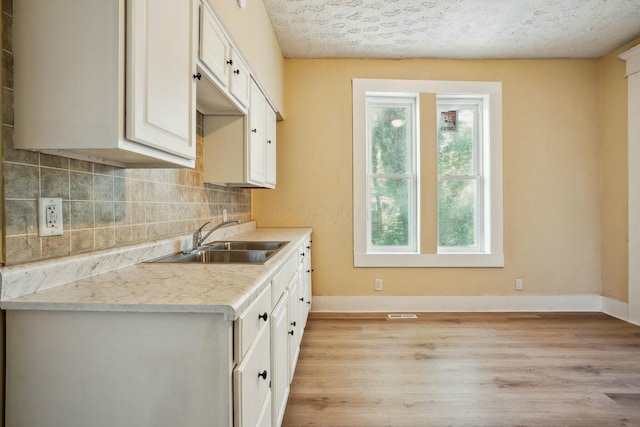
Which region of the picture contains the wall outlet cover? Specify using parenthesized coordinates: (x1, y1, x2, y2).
(38, 197, 64, 237)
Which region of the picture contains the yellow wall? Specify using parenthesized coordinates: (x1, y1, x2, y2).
(208, 0, 285, 115)
(254, 59, 603, 297)
(598, 37, 640, 302)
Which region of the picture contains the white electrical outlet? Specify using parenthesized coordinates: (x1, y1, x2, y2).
(38, 197, 64, 237)
(375, 278, 383, 291)
(515, 278, 523, 291)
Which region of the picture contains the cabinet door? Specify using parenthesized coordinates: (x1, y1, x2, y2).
(229, 49, 251, 107)
(248, 81, 267, 185)
(199, 1, 230, 88)
(270, 293, 289, 427)
(234, 325, 271, 427)
(301, 242, 313, 329)
(287, 275, 301, 382)
(265, 105, 277, 188)
(127, 0, 196, 160)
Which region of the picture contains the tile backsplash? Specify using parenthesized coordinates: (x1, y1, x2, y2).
(2, 3, 251, 265)
(3, 116, 252, 266)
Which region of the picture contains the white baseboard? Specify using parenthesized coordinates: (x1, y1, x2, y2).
(601, 296, 629, 321)
(311, 295, 612, 314)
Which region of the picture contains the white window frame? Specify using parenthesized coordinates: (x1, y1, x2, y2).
(353, 78, 504, 268)
(366, 95, 419, 254)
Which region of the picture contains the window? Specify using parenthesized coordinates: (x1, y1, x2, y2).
(437, 97, 486, 253)
(353, 79, 503, 268)
(366, 95, 418, 253)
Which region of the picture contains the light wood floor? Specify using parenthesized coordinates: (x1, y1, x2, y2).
(282, 313, 640, 427)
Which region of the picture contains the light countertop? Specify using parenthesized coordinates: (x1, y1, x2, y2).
(0, 225, 312, 320)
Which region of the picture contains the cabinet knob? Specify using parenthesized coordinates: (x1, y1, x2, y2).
(307, 301, 311, 305)
(258, 312, 268, 321)
(193, 73, 202, 80)
(226, 59, 233, 66)
(233, 69, 240, 75)
(258, 370, 268, 380)
(299, 297, 304, 302)
(289, 330, 294, 336)
(301, 253, 305, 257)
(251, 128, 257, 133)
(267, 140, 272, 144)
(291, 321, 296, 327)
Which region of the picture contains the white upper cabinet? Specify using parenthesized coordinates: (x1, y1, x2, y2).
(249, 81, 267, 185)
(196, 1, 250, 114)
(127, 0, 196, 161)
(203, 79, 276, 188)
(199, 3, 230, 89)
(229, 49, 252, 108)
(13, 0, 197, 168)
(265, 107, 277, 188)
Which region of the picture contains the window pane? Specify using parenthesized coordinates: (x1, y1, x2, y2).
(438, 179, 476, 247)
(437, 108, 474, 175)
(370, 107, 409, 175)
(370, 177, 410, 247)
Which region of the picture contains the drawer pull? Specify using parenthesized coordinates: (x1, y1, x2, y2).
(258, 312, 268, 322)
(291, 321, 296, 327)
(258, 370, 268, 380)
(299, 297, 304, 302)
(289, 330, 294, 336)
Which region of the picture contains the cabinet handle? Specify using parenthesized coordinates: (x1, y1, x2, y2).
(193, 73, 202, 80)
(307, 269, 314, 273)
(258, 312, 268, 321)
(307, 301, 311, 305)
(299, 297, 304, 302)
(226, 59, 233, 65)
(251, 128, 257, 133)
(289, 330, 294, 336)
(291, 321, 296, 327)
(258, 370, 267, 380)
(300, 253, 305, 257)
(233, 69, 240, 75)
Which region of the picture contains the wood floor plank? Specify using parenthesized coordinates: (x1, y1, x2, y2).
(282, 313, 640, 427)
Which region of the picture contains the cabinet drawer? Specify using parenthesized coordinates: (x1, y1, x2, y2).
(271, 253, 297, 307)
(236, 284, 271, 361)
(234, 324, 271, 427)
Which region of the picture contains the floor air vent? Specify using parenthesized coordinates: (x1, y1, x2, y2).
(387, 314, 418, 320)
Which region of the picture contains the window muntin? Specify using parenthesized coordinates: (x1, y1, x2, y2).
(366, 96, 418, 253)
(437, 98, 485, 252)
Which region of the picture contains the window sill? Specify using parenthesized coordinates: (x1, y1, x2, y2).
(354, 253, 504, 268)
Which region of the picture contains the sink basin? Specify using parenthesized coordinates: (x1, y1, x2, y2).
(205, 241, 288, 251)
(147, 241, 289, 264)
(185, 249, 274, 264)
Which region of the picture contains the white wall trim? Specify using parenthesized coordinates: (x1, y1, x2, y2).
(311, 295, 603, 313)
(601, 296, 630, 322)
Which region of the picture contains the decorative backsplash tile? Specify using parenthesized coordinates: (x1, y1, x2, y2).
(1, 5, 251, 265)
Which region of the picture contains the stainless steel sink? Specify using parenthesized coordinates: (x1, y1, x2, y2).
(147, 241, 289, 264)
(204, 241, 288, 251)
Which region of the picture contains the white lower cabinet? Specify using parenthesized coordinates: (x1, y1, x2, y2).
(4, 234, 313, 427)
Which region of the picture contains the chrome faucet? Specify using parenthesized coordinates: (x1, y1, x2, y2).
(191, 219, 241, 251)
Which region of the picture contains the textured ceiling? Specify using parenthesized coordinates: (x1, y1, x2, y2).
(262, 0, 640, 59)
